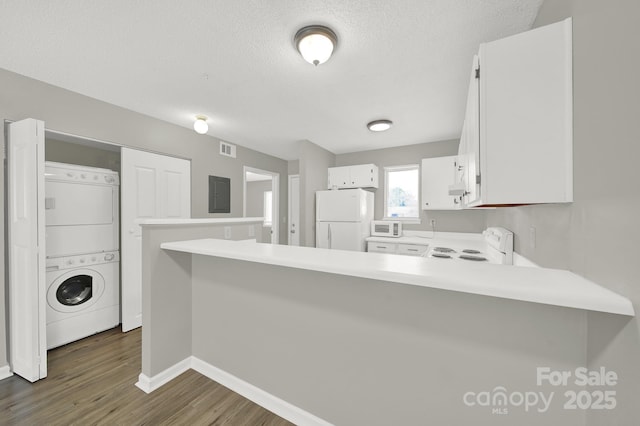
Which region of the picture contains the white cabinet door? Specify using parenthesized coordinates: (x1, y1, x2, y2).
(327, 166, 350, 189)
(421, 156, 460, 210)
(458, 19, 572, 207)
(350, 164, 379, 189)
(460, 55, 481, 206)
(7, 118, 47, 382)
(121, 148, 191, 332)
(328, 164, 379, 189)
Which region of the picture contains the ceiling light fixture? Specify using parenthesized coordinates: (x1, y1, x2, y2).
(367, 119, 393, 132)
(294, 25, 338, 66)
(193, 115, 208, 134)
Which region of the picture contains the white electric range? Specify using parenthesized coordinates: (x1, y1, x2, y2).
(423, 227, 514, 265)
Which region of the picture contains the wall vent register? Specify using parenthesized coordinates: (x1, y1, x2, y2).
(219, 141, 237, 158)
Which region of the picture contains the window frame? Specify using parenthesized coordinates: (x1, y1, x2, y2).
(383, 164, 421, 224)
(263, 190, 273, 227)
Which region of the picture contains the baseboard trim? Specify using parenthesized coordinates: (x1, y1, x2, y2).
(191, 357, 332, 426)
(139, 356, 331, 425)
(0, 365, 13, 381)
(135, 357, 191, 394)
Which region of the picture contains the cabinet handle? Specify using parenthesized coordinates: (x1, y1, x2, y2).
(376, 246, 386, 249)
(408, 248, 418, 252)
(425, 202, 429, 206)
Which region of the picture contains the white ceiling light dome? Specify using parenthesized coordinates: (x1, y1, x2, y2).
(294, 25, 338, 66)
(367, 119, 393, 132)
(193, 115, 208, 134)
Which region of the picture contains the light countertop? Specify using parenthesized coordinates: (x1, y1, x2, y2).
(161, 238, 634, 317)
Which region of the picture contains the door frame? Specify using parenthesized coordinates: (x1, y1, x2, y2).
(287, 174, 300, 246)
(242, 166, 279, 244)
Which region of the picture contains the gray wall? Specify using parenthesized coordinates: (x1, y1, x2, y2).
(298, 140, 335, 247)
(287, 160, 299, 175)
(190, 257, 586, 425)
(246, 180, 272, 217)
(336, 140, 487, 233)
(486, 1, 640, 424)
(141, 221, 262, 377)
(46, 138, 121, 171)
(0, 67, 287, 369)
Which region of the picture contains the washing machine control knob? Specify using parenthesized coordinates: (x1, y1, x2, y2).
(81, 174, 86, 179)
(91, 256, 97, 261)
(67, 259, 74, 265)
(104, 253, 115, 261)
(79, 258, 86, 264)
(66, 172, 74, 178)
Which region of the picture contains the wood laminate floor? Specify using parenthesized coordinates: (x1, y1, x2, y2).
(0, 327, 293, 426)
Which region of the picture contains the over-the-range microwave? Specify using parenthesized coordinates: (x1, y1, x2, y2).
(371, 220, 402, 237)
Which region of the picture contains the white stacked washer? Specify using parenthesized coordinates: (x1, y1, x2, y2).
(44, 162, 120, 349)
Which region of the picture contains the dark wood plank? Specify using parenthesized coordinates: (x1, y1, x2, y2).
(0, 327, 293, 426)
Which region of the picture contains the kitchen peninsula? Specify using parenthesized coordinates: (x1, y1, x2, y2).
(139, 234, 633, 426)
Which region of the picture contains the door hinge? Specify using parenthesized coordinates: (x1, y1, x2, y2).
(475, 67, 480, 79)
(476, 174, 481, 185)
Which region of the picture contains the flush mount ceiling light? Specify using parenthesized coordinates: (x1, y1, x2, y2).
(193, 115, 208, 134)
(367, 119, 393, 132)
(294, 25, 338, 66)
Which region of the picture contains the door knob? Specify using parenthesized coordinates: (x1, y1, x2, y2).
(290, 230, 296, 234)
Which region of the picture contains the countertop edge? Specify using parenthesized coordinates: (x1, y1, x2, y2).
(161, 239, 635, 317)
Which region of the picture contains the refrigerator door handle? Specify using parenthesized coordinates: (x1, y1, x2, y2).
(328, 223, 332, 249)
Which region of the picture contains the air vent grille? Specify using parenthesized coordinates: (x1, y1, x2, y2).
(219, 141, 236, 158)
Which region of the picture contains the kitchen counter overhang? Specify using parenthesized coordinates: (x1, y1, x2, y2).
(161, 238, 634, 317)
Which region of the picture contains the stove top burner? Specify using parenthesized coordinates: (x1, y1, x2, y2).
(431, 253, 452, 259)
(459, 255, 488, 262)
(462, 249, 482, 254)
(433, 247, 456, 253)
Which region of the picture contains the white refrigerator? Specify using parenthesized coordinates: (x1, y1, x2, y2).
(316, 188, 374, 251)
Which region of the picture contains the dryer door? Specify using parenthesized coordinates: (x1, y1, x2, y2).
(47, 269, 105, 314)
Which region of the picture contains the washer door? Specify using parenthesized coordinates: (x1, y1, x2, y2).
(47, 269, 105, 313)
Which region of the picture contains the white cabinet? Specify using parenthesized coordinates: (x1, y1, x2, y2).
(328, 164, 379, 189)
(421, 156, 461, 210)
(367, 241, 427, 256)
(366, 241, 396, 254)
(458, 18, 573, 207)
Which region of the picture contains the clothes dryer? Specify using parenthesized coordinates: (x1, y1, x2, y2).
(45, 162, 119, 257)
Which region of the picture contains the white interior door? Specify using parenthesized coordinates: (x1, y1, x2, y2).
(121, 148, 190, 332)
(8, 118, 47, 382)
(288, 175, 300, 246)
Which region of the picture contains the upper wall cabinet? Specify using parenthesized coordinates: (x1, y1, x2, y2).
(458, 18, 573, 207)
(421, 156, 461, 210)
(328, 164, 379, 189)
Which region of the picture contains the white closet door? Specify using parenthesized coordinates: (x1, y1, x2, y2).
(121, 148, 190, 332)
(8, 118, 47, 382)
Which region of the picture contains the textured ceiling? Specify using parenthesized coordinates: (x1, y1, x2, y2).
(0, 0, 543, 160)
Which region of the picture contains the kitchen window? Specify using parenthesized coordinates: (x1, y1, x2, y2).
(383, 165, 420, 222)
